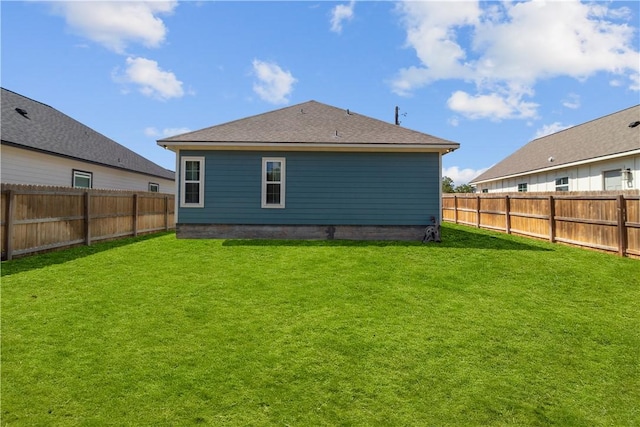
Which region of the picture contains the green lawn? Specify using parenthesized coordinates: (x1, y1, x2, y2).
(2, 224, 639, 426)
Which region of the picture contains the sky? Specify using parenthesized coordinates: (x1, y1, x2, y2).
(2, 0, 639, 185)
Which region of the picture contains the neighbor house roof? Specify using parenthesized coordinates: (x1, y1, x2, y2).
(472, 104, 640, 184)
(158, 100, 460, 153)
(1, 88, 175, 181)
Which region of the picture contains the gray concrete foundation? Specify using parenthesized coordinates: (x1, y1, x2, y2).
(177, 224, 427, 241)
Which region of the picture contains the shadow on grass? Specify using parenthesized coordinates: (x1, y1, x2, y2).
(1, 232, 174, 277)
(222, 225, 552, 252)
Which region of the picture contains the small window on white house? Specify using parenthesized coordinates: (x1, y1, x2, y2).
(482, 189, 489, 193)
(518, 183, 528, 192)
(181, 156, 204, 208)
(555, 177, 569, 192)
(262, 158, 285, 208)
(149, 182, 160, 193)
(73, 169, 93, 188)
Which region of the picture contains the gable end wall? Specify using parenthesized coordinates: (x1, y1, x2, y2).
(177, 150, 440, 227)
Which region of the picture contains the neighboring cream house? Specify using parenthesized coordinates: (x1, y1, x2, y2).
(1, 88, 174, 193)
(471, 105, 640, 193)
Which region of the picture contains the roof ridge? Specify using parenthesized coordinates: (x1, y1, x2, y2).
(161, 100, 328, 141)
(159, 99, 457, 145)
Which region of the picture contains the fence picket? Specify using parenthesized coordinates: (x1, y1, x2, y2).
(1, 184, 175, 260)
(443, 191, 639, 257)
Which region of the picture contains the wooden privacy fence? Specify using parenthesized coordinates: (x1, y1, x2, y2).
(1, 184, 175, 260)
(443, 191, 640, 257)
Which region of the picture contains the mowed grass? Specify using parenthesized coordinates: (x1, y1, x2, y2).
(2, 224, 639, 426)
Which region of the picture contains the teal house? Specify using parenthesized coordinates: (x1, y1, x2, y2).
(158, 101, 459, 240)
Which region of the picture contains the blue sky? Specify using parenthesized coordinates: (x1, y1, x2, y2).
(2, 1, 639, 185)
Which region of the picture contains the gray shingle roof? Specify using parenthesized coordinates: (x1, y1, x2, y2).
(1, 88, 174, 180)
(472, 105, 640, 183)
(159, 100, 459, 151)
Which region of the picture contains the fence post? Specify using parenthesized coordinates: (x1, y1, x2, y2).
(5, 190, 15, 260)
(133, 193, 139, 237)
(476, 195, 481, 228)
(548, 195, 555, 243)
(505, 195, 511, 234)
(453, 195, 458, 224)
(617, 195, 627, 257)
(164, 195, 169, 231)
(84, 191, 91, 246)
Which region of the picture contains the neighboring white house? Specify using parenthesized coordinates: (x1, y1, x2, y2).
(471, 105, 640, 193)
(1, 88, 175, 193)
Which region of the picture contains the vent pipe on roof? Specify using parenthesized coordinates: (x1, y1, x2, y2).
(15, 108, 29, 119)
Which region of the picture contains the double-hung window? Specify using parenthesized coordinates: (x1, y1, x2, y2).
(181, 156, 204, 208)
(73, 169, 93, 188)
(262, 158, 285, 208)
(518, 183, 528, 192)
(555, 177, 569, 192)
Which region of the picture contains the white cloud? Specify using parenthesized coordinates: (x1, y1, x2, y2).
(330, 1, 355, 34)
(144, 127, 160, 137)
(443, 166, 489, 186)
(533, 122, 573, 140)
(162, 127, 191, 137)
(472, 1, 639, 83)
(562, 94, 581, 109)
(252, 59, 297, 105)
(117, 57, 184, 100)
(448, 116, 460, 127)
(394, 1, 479, 84)
(630, 73, 640, 92)
(447, 89, 538, 120)
(393, 0, 640, 119)
(52, 1, 177, 54)
(145, 126, 191, 138)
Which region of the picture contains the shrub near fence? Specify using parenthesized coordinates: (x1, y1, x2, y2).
(443, 191, 640, 257)
(1, 184, 175, 260)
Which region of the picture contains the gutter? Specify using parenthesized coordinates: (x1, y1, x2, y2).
(157, 140, 460, 155)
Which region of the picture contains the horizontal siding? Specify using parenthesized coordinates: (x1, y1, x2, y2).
(1, 145, 175, 193)
(178, 150, 440, 225)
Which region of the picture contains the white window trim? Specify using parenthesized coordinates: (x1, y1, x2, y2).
(262, 157, 286, 209)
(555, 176, 569, 192)
(148, 182, 160, 193)
(181, 156, 205, 208)
(72, 169, 93, 189)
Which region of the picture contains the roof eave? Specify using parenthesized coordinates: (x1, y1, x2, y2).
(157, 140, 460, 154)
